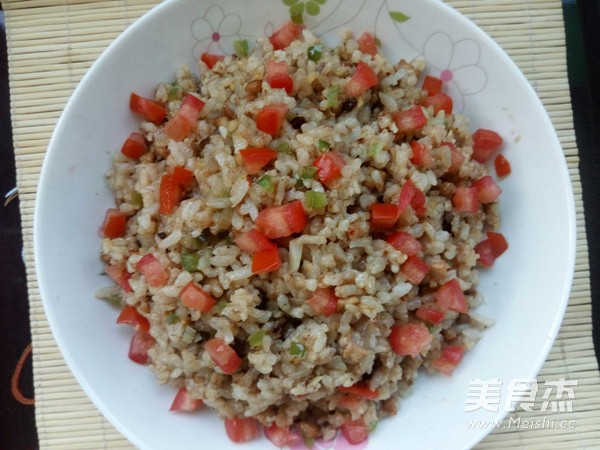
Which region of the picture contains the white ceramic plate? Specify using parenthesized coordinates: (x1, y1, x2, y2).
(34, 0, 576, 449)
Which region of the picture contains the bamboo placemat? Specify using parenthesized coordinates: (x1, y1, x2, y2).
(4, 0, 598, 448)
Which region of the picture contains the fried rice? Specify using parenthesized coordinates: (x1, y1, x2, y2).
(99, 26, 500, 444)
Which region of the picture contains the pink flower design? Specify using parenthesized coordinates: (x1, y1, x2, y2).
(192, 6, 242, 59)
(422, 32, 488, 112)
(289, 432, 369, 450)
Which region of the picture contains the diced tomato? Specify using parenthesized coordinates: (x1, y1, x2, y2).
(102, 208, 128, 239)
(313, 151, 346, 186)
(421, 92, 453, 115)
(452, 186, 479, 213)
(200, 53, 225, 69)
(105, 264, 132, 293)
(386, 232, 422, 256)
(130, 93, 167, 124)
(473, 176, 502, 203)
(393, 106, 427, 135)
(255, 200, 307, 239)
(159, 174, 182, 215)
(269, 22, 305, 50)
(265, 60, 293, 95)
(239, 147, 278, 175)
(371, 203, 400, 229)
(205, 338, 242, 375)
(422, 75, 442, 96)
(338, 393, 365, 411)
(475, 231, 508, 267)
(338, 382, 379, 400)
(411, 187, 427, 217)
(252, 248, 282, 274)
(401, 255, 429, 285)
(388, 322, 432, 356)
(180, 282, 216, 312)
(225, 417, 260, 443)
(164, 94, 205, 141)
(444, 142, 465, 174)
(128, 330, 154, 364)
(357, 32, 378, 56)
(235, 229, 277, 255)
(431, 345, 466, 376)
(306, 287, 338, 317)
(397, 180, 416, 214)
(435, 279, 468, 313)
(472, 129, 503, 163)
(121, 132, 147, 159)
(416, 305, 445, 325)
(170, 387, 203, 412)
(494, 154, 511, 177)
(256, 103, 288, 136)
(172, 166, 194, 186)
(346, 61, 379, 97)
(116, 305, 149, 332)
(341, 418, 370, 445)
(136, 253, 169, 287)
(410, 141, 433, 168)
(264, 424, 301, 448)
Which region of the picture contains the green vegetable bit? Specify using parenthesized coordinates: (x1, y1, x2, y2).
(167, 85, 182, 101)
(299, 167, 317, 180)
(302, 435, 315, 449)
(369, 421, 378, 432)
(181, 252, 200, 273)
(278, 141, 293, 155)
(234, 39, 249, 57)
(368, 142, 384, 157)
(305, 191, 327, 210)
(327, 84, 341, 108)
(129, 191, 143, 208)
(167, 312, 179, 324)
(216, 300, 229, 314)
(181, 325, 196, 344)
(307, 44, 324, 62)
(249, 330, 266, 348)
(256, 175, 275, 193)
(317, 140, 331, 150)
(289, 341, 307, 359)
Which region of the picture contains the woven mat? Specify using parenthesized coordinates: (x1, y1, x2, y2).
(4, 0, 598, 448)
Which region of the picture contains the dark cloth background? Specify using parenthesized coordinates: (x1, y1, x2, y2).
(0, 2, 598, 449)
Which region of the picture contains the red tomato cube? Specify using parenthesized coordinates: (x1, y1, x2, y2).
(130, 93, 167, 123)
(264, 424, 301, 448)
(256, 103, 288, 136)
(421, 92, 453, 115)
(410, 141, 433, 168)
(313, 151, 346, 186)
(164, 94, 205, 141)
(265, 60, 293, 94)
(452, 186, 479, 213)
(345, 61, 379, 97)
(472, 128, 503, 163)
(401, 255, 430, 284)
(205, 338, 242, 375)
(105, 264, 132, 293)
(393, 106, 427, 134)
(235, 229, 277, 255)
(239, 147, 278, 175)
(386, 232, 422, 256)
(255, 200, 307, 239)
(416, 305, 445, 325)
(431, 345, 466, 376)
(435, 279, 468, 313)
(341, 418, 370, 445)
(128, 330, 154, 365)
(306, 287, 338, 317)
(200, 53, 225, 69)
(357, 32, 378, 56)
(494, 154, 511, 177)
(422, 75, 443, 96)
(170, 387, 203, 412)
(473, 176, 502, 203)
(180, 282, 216, 312)
(159, 174, 183, 215)
(102, 208, 128, 239)
(388, 322, 432, 356)
(121, 132, 147, 159)
(370, 203, 400, 229)
(269, 22, 305, 50)
(136, 253, 169, 287)
(116, 305, 149, 332)
(338, 382, 379, 400)
(251, 248, 282, 274)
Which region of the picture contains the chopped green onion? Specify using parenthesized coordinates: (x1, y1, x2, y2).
(307, 44, 323, 62)
(167, 85, 182, 101)
(327, 84, 340, 108)
(216, 300, 229, 314)
(256, 175, 275, 193)
(182, 325, 196, 344)
(369, 421, 378, 432)
(368, 142, 384, 157)
(305, 191, 327, 210)
(181, 252, 200, 273)
(302, 435, 315, 449)
(278, 141, 293, 155)
(249, 330, 266, 348)
(104, 292, 122, 307)
(318, 140, 331, 150)
(289, 342, 307, 359)
(234, 39, 249, 57)
(129, 191, 143, 208)
(299, 167, 317, 180)
(167, 312, 179, 324)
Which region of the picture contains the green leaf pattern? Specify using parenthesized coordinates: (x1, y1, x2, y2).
(389, 11, 411, 23)
(282, 0, 326, 22)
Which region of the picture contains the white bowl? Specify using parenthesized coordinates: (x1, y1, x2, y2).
(34, 0, 576, 449)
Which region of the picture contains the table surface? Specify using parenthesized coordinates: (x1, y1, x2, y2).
(0, 2, 598, 449)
